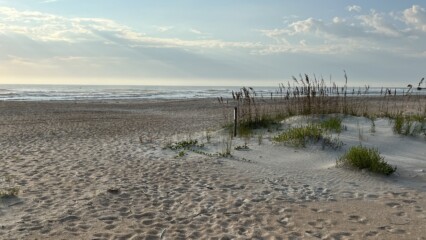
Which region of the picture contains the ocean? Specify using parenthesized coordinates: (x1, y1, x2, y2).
(0, 85, 244, 101)
(0, 84, 422, 101)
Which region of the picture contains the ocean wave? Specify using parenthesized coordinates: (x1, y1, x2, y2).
(0, 85, 423, 101)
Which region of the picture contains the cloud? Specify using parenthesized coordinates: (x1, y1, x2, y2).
(402, 5, 426, 32)
(0, 8, 264, 81)
(0, 7, 260, 50)
(347, 5, 362, 13)
(155, 25, 174, 32)
(1, 5, 426, 85)
(357, 10, 400, 37)
(4, 5, 424, 59)
(41, 0, 59, 3)
(189, 28, 203, 35)
(258, 28, 288, 38)
(258, 5, 426, 56)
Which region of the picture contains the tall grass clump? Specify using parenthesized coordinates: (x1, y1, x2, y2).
(273, 124, 323, 147)
(392, 113, 426, 136)
(238, 115, 280, 136)
(220, 135, 233, 157)
(1, 175, 19, 198)
(273, 116, 344, 148)
(336, 145, 396, 175)
(229, 86, 284, 137)
(0, 187, 19, 198)
(222, 73, 425, 141)
(168, 139, 203, 150)
(393, 112, 405, 135)
(320, 117, 343, 133)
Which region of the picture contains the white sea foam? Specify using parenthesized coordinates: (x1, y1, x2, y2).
(0, 84, 423, 101)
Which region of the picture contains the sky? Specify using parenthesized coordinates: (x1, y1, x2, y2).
(1, 1, 426, 86)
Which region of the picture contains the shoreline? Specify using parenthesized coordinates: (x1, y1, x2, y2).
(1, 98, 425, 239)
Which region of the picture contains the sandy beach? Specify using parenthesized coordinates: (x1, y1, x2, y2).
(1, 99, 425, 240)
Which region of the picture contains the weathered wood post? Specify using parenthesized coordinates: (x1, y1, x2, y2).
(233, 107, 238, 137)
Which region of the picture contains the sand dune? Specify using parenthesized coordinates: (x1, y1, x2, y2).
(1, 99, 425, 239)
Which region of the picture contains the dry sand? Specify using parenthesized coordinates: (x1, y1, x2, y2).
(0, 99, 425, 240)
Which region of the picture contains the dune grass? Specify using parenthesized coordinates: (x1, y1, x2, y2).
(238, 116, 280, 137)
(320, 117, 343, 133)
(0, 187, 19, 199)
(219, 73, 425, 134)
(1, 174, 19, 198)
(273, 124, 323, 147)
(392, 113, 426, 136)
(168, 139, 204, 150)
(272, 116, 343, 148)
(336, 145, 396, 175)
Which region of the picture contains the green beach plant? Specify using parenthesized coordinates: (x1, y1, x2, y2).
(273, 124, 323, 147)
(1, 174, 19, 198)
(220, 135, 233, 157)
(0, 187, 19, 198)
(273, 116, 344, 148)
(222, 73, 426, 150)
(319, 116, 343, 133)
(392, 113, 426, 136)
(176, 150, 186, 158)
(205, 129, 212, 143)
(234, 144, 249, 150)
(168, 139, 203, 150)
(393, 113, 405, 134)
(336, 145, 396, 175)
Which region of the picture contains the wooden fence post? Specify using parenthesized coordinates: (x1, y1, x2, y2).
(234, 107, 238, 137)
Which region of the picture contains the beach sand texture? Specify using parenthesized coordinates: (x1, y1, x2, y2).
(1, 99, 426, 240)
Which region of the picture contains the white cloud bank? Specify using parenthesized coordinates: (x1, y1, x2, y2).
(258, 5, 426, 56)
(0, 5, 426, 85)
(0, 6, 264, 83)
(2, 5, 426, 57)
(0, 7, 260, 49)
(402, 5, 426, 32)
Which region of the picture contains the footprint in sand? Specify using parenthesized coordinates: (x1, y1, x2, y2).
(385, 202, 401, 208)
(389, 213, 411, 225)
(310, 208, 331, 213)
(377, 225, 406, 234)
(277, 216, 295, 227)
(323, 231, 352, 240)
(304, 230, 323, 238)
(348, 215, 368, 224)
(364, 194, 379, 199)
(364, 230, 379, 237)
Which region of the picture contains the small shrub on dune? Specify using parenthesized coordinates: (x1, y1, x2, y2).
(393, 113, 405, 135)
(336, 145, 396, 175)
(320, 117, 343, 133)
(393, 114, 426, 136)
(0, 187, 19, 198)
(273, 117, 343, 148)
(238, 116, 280, 136)
(1, 174, 19, 198)
(168, 139, 203, 150)
(273, 124, 323, 147)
